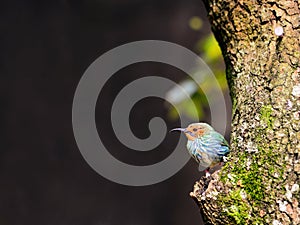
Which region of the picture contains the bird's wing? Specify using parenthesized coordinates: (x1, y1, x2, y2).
(201, 131, 230, 156)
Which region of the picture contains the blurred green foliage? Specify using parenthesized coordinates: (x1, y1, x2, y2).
(167, 18, 228, 121)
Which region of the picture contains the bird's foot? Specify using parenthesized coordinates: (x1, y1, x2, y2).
(222, 156, 229, 162)
(205, 170, 211, 178)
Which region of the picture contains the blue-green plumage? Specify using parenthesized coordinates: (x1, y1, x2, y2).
(171, 123, 229, 174)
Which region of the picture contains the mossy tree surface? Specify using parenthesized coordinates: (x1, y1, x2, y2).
(191, 0, 300, 224)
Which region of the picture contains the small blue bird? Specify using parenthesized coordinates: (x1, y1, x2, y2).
(171, 123, 229, 177)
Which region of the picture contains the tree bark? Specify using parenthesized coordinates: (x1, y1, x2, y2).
(191, 0, 300, 224)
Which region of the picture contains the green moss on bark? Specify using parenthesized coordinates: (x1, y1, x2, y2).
(260, 105, 274, 129)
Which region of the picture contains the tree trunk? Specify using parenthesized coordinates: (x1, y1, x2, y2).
(191, 0, 300, 224)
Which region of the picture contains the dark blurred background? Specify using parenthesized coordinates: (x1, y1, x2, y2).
(1, 1, 231, 225)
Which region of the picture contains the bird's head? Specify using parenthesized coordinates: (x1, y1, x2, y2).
(170, 123, 214, 141)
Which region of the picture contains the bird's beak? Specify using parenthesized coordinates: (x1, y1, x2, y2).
(170, 128, 186, 133)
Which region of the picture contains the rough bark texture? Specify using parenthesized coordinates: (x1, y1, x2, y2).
(191, 0, 300, 224)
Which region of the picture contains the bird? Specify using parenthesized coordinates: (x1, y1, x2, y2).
(170, 123, 229, 177)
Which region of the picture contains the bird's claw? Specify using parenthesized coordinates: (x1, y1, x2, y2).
(205, 171, 211, 178)
(222, 156, 229, 162)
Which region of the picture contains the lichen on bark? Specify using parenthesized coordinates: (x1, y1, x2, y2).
(191, 0, 300, 224)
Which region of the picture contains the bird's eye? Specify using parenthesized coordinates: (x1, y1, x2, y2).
(193, 128, 197, 132)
